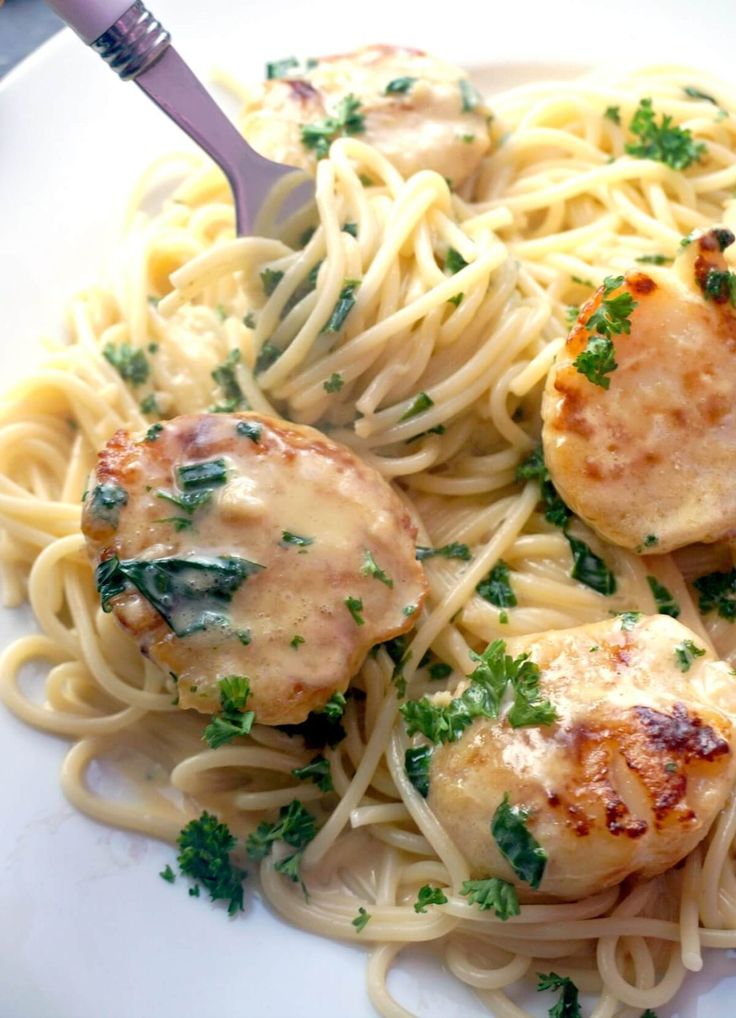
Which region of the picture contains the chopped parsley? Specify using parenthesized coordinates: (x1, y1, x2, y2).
(625, 97, 706, 170)
(323, 372, 344, 393)
(694, 569, 736, 620)
(459, 78, 482, 113)
(447, 292, 464, 307)
(235, 419, 262, 443)
(460, 877, 519, 920)
(211, 349, 248, 412)
(638, 534, 659, 550)
(536, 972, 582, 1018)
(280, 530, 314, 548)
(246, 799, 317, 893)
(604, 105, 621, 124)
(445, 248, 469, 274)
(476, 560, 517, 614)
(492, 793, 546, 889)
(96, 554, 263, 637)
(266, 56, 299, 79)
(139, 393, 158, 415)
(254, 342, 282, 374)
(352, 907, 371, 932)
(698, 267, 736, 306)
(635, 253, 671, 265)
(345, 595, 365, 626)
(261, 267, 284, 297)
(157, 488, 213, 515)
(103, 342, 150, 386)
(243, 312, 256, 329)
(566, 535, 617, 596)
(176, 812, 247, 915)
(292, 755, 333, 792)
(323, 279, 360, 333)
(414, 885, 448, 913)
(400, 639, 557, 744)
(573, 275, 637, 389)
(319, 692, 346, 721)
(404, 745, 432, 798)
(415, 542, 472, 562)
(619, 610, 642, 631)
(647, 576, 680, 618)
(290, 634, 305, 650)
(202, 676, 255, 749)
(145, 422, 163, 442)
(428, 661, 452, 681)
(565, 305, 580, 325)
(342, 222, 358, 237)
(89, 481, 128, 528)
(301, 94, 365, 159)
(683, 85, 718, 105)
(385, 77, 417, 95)
(159, 864, 175, 883)
(516, 445, 571, 529)
(362, 549, 393, 588)
(177, 458, 227, 491)
(675, 639, 706, 672)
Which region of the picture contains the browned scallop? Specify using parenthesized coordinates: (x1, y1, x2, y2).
(542, 227, 736, 555)
(427, 614, 736, 901)
(239, 45, 492, 187)
(82, 412, 427, 725)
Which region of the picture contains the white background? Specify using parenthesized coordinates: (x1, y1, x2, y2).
(2, 1, 736, 1015)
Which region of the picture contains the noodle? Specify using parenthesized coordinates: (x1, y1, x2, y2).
(3, 61, 736, 1016)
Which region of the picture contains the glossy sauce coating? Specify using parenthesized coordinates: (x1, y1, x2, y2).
(428, 615, 736, 901)
(542, 229, 736, 554)
(240, 44, 492, 187)
(82, 412, 426, 725)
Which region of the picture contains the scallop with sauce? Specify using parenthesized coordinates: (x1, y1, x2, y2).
(82, 412, 427, 725)
(240, 44, 492, 187)
(426, 614, 736, 901)
(542, 227, 736, 555)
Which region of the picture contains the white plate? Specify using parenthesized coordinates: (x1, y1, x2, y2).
(2, 3, 736, 1015)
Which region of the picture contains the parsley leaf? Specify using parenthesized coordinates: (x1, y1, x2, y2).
(202, 676, 256, 749)
(445, 248, 469, 274)
(301, 94, 365, 159)
(698, 267, 736, 306)
(694, 569, 736, 620)
(246, 799, 317, 861)
(405, 745, 432, 798)
(619, 610, 642, 631)
(319, 692, 346, 721)
(573, 335, 618, 389)
(428, 661, 452, 680)
(280, 530, 314, 548)
(625, 97, 706, 169)
(604, 105, 621, 124)
(235, 419, 262, 443)
(292, 754, 333, 792)
(492, 793, 546, 889)
(139, 393, 158, 415)
(89, 481, 128, 528)
(145, 422, 163, 442)
(683, 85, 717, 105)
(159, 863, 175, 883)
(516, 445, 571, 529)
(459, 78, 482, 113)
(460, 877, 520, 920)
(352, 906, 371, 932)
(345, 595, 365, 625)
(635, 253, 671, 265)
(323, 278, 360, 333)
(261, 268, 284, 297)
(536, 972, 582, 1018)
(675, 639, 706, 672)
(362, 549, 393, 587)
(646, 576, 680, 617)
(254, 342, 282, 375)
(415, 542, 471, 561)
(266, 56, 299, 79)
(385, 77, 417, 95)
(177, 458, 227, 491)
(414, 885, 448, 913)
(211, 349, 249, 412)
(103, 342, 150, 386)
(566, 535, 617, 595)
(290, 634, 305, 649)
(400, 392, 434, 421)
(323, 372, 344, 393)
(477, 560, 517, 611)
(176, 812, 247, 915)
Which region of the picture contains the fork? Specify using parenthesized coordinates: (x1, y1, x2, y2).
(45, 0, 313, 236)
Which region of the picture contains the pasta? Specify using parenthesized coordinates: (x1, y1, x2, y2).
(3, 58, 736, 1017)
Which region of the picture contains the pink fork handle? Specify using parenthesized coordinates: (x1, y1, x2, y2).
(46, 0, 134, 44)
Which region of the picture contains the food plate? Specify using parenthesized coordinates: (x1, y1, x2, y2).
(2, 1, 736, 1014)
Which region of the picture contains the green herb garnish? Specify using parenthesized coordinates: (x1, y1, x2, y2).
(460, 877, 519, 920)
(492, 793, 546, 889)
(280, 530, 314, 548)
(675, 639, 706, 672)
(235, 420, 262, 443)
(261, 268, 284, 297)
(537, 972, 582, 1018)
(477, 560, 516, 613)
(385, 77, 417, 95)
(266, 56, 299, 79)
(292, 755, 333, 792)
(445, 248, 468, 274)
(176, 812, 247, 915)
(103, 342, 149, 386)
(625, 97, 706, 169)
(352, 907, 371, 932)
(414, 885, 448, 913)
(323, 372, 344, 393)
(405, 745, 432, 798)
(203, 676, 256, 749)
(323, 279, 360, 333)
(177, 458, 228, 491)
(459, 78, 482, 113)
(415, 542, 471, 562)
(567, 535, 617, 595)
(647, 576, 680, 617)
(301, 94, 365, 159)
(694, 569, 736, 620)
(89, 481, 128, 527)
(362, 549, 393, 588)
(345, 595, 365, 625)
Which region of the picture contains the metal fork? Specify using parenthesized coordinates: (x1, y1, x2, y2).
(46, 0, 314, 236)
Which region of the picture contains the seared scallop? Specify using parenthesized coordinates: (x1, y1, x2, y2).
(542, 227, 736, 555)
(82, 412, 427, 725)
(425, 614, 736, 901)
(240, 45, 492, 187)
